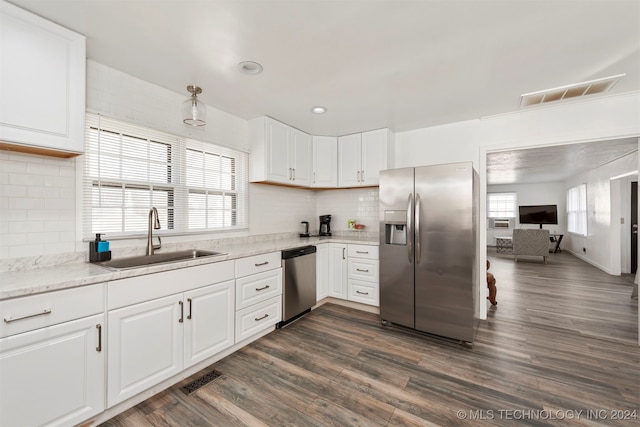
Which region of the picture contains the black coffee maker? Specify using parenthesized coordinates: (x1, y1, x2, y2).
(319, 215, 332, 236)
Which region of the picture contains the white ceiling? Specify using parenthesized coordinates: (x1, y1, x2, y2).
(487, 139, 638, 185)
(9, 0, 640, 138)
(8, 0, 640, 186)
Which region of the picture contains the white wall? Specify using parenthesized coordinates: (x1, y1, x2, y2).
(316, 188, 380, 233)
(395, 91, 640, 320)
(249, 184, 316, 235)
(0, 152, 77, 259)
(487, 182, 566, 245)
(564, 151, 638, 274)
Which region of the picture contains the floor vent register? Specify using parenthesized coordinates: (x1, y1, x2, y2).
(181, 370, 223, 395)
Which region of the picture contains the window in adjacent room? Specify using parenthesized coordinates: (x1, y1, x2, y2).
(83, 114, 248, 239)
(487, 192, 517, 218)
(567, 184, 587, 236)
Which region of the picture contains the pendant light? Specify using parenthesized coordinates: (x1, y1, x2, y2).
(182, 85, 206, 126)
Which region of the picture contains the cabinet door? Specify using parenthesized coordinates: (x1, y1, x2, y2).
(338, 133, 362, 187)
(291, 128, 312, 186)
(0, 1, 86, 154)
(312, 136, 338, 187)
(107, 294, 183, 407)
(0, 314, 104, 427)
(266, 118, 291, 184)
(184, 280, 235, 368)
(361, 129, 387, 186)
(328, 244, 348, 299)
(316, 243, 329, 301)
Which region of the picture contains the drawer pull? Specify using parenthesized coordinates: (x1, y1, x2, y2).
(179, 301, 184, 323)
(254, 261, 269, 267)
(356, 251, 369, 254)
(255, 285, 270, 291)
(187, 298, 193, 320)
(356, 290, 370, 295)
(356, 268, 370, 273)
(254, 313, 269, 321)
(96, 324, 102, 352)
(3, 308, 52, 323)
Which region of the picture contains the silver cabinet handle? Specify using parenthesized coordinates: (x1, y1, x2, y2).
(293, 168, 296, 181)
(178, 301, 184, 323)
(342, 248, 346, 259)
(361, 170, 365, 182)
(356, 268, 369, 272)
(288, 168, 292, 180)
(255, 314, 269, 321)
(96, 324, 102, 352)
(254, 261, 269, 267)
(3, 308, 51, 323)
(187, 298, 192, 320)
(255, 285, 270, 291)
(356, 251, 369, 254)
(313, 172, 316, 183)
(356, 290, 369, 295)
(407, 193, 413, 263)
(357, 170, 361, 182)
(415, 193, 422, 264)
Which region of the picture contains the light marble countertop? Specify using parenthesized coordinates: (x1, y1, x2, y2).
(0, 235, 378, 300)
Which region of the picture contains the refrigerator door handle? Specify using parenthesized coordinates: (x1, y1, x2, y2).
(415, 193, 421, 264)
(407, 193, 413, 263)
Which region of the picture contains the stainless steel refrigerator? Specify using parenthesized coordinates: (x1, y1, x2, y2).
(379, 162, 479, 343)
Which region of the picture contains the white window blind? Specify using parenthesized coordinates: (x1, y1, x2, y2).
(487, 193, 517, 218)
(83, 114, 248, 239)
(567, 184, 587, 236)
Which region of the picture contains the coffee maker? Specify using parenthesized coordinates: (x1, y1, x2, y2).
(319, 215, 332, 236)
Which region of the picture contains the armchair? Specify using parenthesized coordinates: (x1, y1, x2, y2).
(512, 229, 550, 264)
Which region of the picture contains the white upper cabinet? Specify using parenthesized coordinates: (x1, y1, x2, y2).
(312, 136, 338, 187)
(338, 128, 394, 187)
(0, 0, 86, 156)
(249, 116, 312, 186)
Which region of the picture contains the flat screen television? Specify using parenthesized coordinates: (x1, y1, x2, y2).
(518, 205, 558, 228)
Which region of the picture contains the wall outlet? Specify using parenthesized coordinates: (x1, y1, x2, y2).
(582, 247, 586, 253)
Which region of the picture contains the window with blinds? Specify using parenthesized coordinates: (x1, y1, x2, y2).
(487, 192, 517, 218)
(83, 114, 248, 239)
(567, 184, 587, 236)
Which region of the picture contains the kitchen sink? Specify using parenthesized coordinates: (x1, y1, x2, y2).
(97, 249, 226, 270)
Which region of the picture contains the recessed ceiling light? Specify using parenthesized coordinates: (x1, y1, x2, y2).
(238, 61, 263, 75)
(311, 106, 327, 114)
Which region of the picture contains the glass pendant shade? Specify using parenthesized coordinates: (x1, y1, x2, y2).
(182, 85, 206, 126)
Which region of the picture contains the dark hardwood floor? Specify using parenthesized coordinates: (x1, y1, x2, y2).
(101, 250, 639, 426)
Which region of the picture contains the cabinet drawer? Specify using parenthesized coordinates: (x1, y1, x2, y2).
(348, 258, 379, 282)
(235, 252, 281, 278)
(0, 284, 105, 338)
(347, 244, 378, 259)
(235, 296, 281, 343)
(348, 280, 379, 306)
(236, 268, 282, 310)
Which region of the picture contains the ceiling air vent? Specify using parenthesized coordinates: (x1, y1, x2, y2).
(520, 74, 625, 107)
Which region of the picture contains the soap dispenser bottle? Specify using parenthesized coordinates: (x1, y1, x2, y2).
(90, 233, 112, 262)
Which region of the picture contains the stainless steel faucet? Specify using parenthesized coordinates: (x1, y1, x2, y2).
(146, 207, 162, 256)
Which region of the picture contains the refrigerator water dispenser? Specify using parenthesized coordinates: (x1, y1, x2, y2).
(384, 210, 407, 246)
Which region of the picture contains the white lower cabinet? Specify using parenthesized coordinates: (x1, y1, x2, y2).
(235, 296, 282, 342)
(328, 243, 348, 299)
(347, 244, 379, 306)
(315, 243, 329, 301)
(234, 252, 282, 342)
(107, 294, 183, 406)
(0, 313, 105, 427)
(106, 261, 235, 407)
(107, 279, 234, 407)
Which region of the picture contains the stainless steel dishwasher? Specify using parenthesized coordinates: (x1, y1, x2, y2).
(279, 245, 317, 327)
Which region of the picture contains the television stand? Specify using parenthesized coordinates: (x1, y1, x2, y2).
(550, 234, 563, 253)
